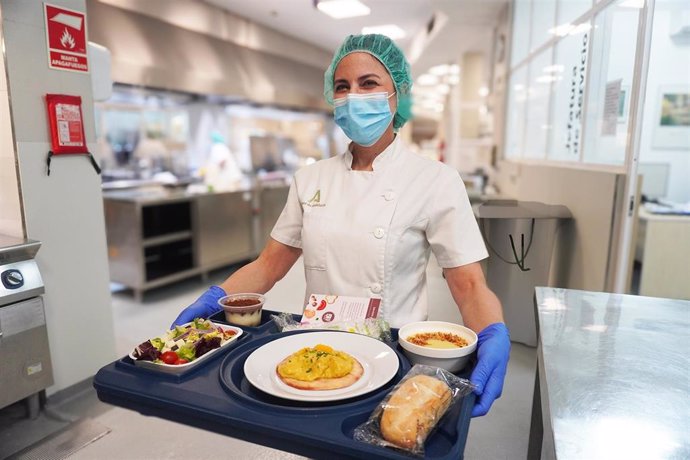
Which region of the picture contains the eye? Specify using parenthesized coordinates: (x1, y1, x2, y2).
(334, 83, 349, 92)
(362, 80, 379, 88)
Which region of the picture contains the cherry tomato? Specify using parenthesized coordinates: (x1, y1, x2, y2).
(317, 299, 327, 311)
(174, 358, 189, 365)
(161, 351, 178, 365)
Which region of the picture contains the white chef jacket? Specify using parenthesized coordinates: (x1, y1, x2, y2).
(270, 137, 488, 328)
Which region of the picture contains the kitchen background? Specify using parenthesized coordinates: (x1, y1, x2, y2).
(0, 0, 687, 458)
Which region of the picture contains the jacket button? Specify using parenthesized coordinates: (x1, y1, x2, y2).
(384, 191, 395, 201)
(374, 227, 385, 239)
(370, 283, 382, 294)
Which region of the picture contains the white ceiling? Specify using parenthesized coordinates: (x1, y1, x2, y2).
(203, 0, 508, 76)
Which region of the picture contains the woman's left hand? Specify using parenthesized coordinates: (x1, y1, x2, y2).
(470, 322, 511, 417)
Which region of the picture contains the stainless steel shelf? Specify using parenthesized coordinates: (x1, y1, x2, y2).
(142, 231, 193, 248)
(104, 185, 289, 300)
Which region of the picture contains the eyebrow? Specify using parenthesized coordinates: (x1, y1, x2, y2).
(333, 73, 382, 86)
(358, 73, 381, 81)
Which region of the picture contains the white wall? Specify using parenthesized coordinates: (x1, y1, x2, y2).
(0, 20, 23, 238)
(638, 0, 690, 202)
(0, 0, 116, 393)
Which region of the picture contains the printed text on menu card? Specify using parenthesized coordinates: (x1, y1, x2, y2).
(300, 294, 381, 324)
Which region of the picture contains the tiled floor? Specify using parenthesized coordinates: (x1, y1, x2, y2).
(1, 257, 536, 459)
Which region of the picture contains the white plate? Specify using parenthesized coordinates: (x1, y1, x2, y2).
(244, 331, 399, 402)
(130, 322, 243, 375)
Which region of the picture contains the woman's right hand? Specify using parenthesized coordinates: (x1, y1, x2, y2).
(171, 285, 226, 328)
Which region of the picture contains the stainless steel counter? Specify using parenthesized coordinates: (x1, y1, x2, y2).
(102, 184, 254, 205)
(528, 288, 690, 459)
(102, 182, 290, 300)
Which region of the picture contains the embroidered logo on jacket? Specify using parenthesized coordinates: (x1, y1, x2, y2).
(302, 189, 325, 207)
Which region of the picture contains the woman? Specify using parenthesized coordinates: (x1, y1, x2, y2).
(173, 34, 510, 417)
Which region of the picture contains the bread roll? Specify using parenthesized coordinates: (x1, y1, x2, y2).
(380, 375, 452, 450)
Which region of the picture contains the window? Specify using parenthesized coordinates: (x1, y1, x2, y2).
(504, 0, 649, 168)
(548, 23, 591, 161)
(582, 3, 641, 165)
(505, 65, 528, 159)
(530, 0, 557, 52)
(637, 0, 690, 202)
(511, 0, 532, 67)
(524, 47, 555, 159)
(557, 0, 593, 26)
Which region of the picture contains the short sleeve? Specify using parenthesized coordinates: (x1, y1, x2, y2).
(270, 177, 303, 249)
(426, 170, 488, 268)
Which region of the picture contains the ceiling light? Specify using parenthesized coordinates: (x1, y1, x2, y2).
(417, 74, 439, 86)
(420, 100, 444, 112)
(536, 75, 563, 83)
(317, 0, 370, 19)
(582, 324, 608, 332)
(549, 22, 591, 37)
(549, 23, 574, 37)
(436, 84, 450, 95)
(416, 92, 439, 101)
(448, 64, 460, 75)
(543, 64, 564, 73)
(620, 0, 645, 8)
(569, 23, 591, 35)
(478, 86, 489, 97)
(428, 64, 450, 76)
(447, 74, 460, 85)
(361, 24, 406, 40)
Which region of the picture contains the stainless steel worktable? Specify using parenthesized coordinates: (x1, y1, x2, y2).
(528, 288, 690, 460)
(102, 180, 290, 300)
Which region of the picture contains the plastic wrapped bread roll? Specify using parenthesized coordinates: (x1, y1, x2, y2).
(353, 364, 475, 456)
(380, 375, 452, 449)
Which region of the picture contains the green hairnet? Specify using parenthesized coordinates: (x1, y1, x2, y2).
(324, 34, 413, 130)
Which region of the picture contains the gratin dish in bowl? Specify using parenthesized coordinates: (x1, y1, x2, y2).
(398, 321, 477, 372)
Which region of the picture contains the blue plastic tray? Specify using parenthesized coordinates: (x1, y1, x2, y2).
(93, 310, 475, 459)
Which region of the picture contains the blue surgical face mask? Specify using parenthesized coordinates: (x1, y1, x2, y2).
(334, 92, 396, 147)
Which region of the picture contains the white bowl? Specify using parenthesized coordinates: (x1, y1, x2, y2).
(398, 321, 478, 373)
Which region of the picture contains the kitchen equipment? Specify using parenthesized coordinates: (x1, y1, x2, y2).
(0, 235, 53, 417)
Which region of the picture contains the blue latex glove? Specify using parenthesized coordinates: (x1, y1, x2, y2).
(171, 285, 226, 328)
(470, 322, 511, 417)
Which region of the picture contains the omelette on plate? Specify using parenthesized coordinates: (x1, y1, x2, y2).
(276, 344, 363, 390)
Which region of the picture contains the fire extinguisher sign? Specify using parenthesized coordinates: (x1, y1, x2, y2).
(43, 3, 89, 73)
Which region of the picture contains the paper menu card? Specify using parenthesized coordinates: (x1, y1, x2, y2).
(300, 294, 381, 325)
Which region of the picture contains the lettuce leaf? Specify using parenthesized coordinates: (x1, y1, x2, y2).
(194, 336, 221, 357)
(177, 344, 196, 361)
(133, 340, 161, 361)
